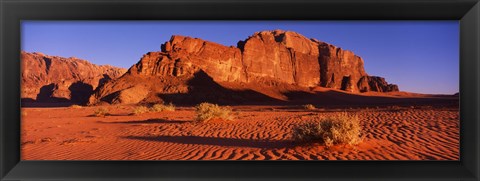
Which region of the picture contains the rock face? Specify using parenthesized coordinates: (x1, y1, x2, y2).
(89, 30, 398, 105)
(238, 31, 321, 87)
(21, 51, 127, 105)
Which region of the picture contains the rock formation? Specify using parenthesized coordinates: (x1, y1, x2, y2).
(21, 51, 127, 105)
(89, 30, 399, 105)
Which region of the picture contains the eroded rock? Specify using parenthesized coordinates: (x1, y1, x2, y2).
(21, 51, 127, 105)
(89, 30, 399, 105)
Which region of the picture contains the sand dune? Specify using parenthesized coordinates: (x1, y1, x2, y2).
(21, 104, 459, 160)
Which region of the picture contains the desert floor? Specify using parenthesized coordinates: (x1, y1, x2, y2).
(21, 104, 459, 160)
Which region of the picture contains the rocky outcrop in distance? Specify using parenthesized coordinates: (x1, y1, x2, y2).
(89, 30, 398, 105)
(21, 51, 127, 105)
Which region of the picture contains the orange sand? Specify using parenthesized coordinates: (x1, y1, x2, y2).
(21, 104, 459, 160)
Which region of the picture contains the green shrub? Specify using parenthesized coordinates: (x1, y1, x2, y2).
(132, 106, 149, 115)
(303, 104, 316, 110)
(151, 103, 176, 112)
(195, 102, 232, 123)
(93, 108, 109, 117)
(292, 112, 362, 147)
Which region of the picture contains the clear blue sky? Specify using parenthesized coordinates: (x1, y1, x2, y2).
(21, 21, 459, 94)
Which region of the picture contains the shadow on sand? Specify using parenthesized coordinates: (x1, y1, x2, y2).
(157, 70, 458, 108)
(283, 90, 459, 108)
(156, 70, 286, 106)
(122, 135, 295, 149)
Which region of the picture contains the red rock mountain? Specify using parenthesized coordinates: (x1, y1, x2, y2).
(89, 30, 398, 105)
(21, 51, 127, 105)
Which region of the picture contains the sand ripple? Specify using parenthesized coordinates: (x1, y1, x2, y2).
(21, 106, 459, 160)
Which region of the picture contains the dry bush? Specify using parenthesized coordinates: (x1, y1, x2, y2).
(151, 103, 176, 112)
(303, 104, 316, 110)
(93, 108, 109, 117)
(292, 112, 362, 147)
(70, 104, 82, 108)
(132, 106, 150, 115)
(195, 102, 232, 123)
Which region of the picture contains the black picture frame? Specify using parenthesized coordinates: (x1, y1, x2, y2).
(1, 0, 479, 180)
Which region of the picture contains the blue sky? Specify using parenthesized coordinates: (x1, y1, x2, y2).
(21, 21, 459, 94)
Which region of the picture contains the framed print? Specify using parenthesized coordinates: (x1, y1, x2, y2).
(1, 0, 479, 180)
(18, 21, 460, 161)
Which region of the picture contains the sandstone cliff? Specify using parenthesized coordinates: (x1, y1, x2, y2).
(89, 30, 398, 105)
(21, 51, 127, 105)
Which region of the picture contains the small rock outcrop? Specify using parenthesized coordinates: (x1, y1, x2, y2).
(357, 76, 399, 93)
(21, 51, 127, 105)
(89, 30, 399, 105)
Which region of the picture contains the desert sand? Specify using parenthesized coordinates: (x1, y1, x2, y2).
(21, 97, 459, 160)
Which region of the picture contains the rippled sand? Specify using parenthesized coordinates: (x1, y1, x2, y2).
(21, 105, 459, 160)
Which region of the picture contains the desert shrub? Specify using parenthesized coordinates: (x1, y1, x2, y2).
(93, 108, 109, 117)
(70, 104, 82, 108)
(303, 104, 316, 110)
(195, 102, 232, 123)
(151, 103, 176, 112)
(132, 106, 150, 115)
(292, 112, 362, 147)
